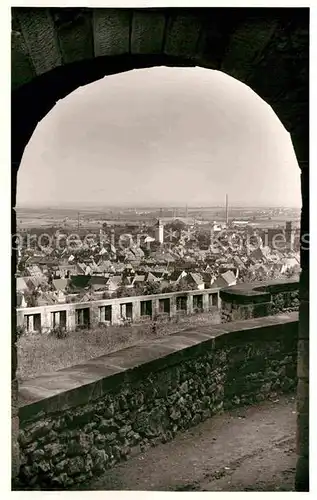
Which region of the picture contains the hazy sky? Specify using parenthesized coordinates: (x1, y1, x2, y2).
(17, 66, 301, 208)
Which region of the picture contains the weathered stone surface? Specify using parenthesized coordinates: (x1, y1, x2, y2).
(18, 315, 297, 489)
(93, 9, 130, 56)
(11, 25, 36, 89)
(10, 6, 309, 492)
(16, 8, 62, 75)
(298, 300, 309, 340)
(131, 11, 166, 54)
(297, 339, 309, 378)
(221, 18, 278, 83)
(164, 14, 201, 58)
(53, 8, 94, 64)
(221, 281, 299, 323)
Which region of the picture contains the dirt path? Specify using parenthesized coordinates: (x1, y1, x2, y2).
(87, 395, 296, 491)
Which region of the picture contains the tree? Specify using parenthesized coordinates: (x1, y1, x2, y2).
(175, 278, 197, 292)
(143, 281, 161, 295)
(115, 286, 137, 298)
(165, 219, 186, 236)
(24, 289, 39, 307)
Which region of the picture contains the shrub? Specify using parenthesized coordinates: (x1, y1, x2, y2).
(50, 326, 68, 339)
(16, 325, 26, 339)
(97, 321, 108, 329)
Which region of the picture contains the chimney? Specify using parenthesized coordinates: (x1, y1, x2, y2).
(225, 194, 229, 226)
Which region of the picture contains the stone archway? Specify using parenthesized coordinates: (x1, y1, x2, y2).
(11, 7, 309, 490)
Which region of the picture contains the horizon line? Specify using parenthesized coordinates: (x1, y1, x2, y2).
(15, 203, 302, 210)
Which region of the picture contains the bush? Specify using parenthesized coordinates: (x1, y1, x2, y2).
(97, 321, 108, 329)
(50, 326, 68, 339)
(16, 325, 26, 339)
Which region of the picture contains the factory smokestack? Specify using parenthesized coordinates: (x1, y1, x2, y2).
(225, 194, 229, 226)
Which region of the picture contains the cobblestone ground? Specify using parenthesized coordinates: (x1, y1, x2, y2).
(86, 395, 296, 491)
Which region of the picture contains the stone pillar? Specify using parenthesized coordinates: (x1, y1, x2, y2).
(41, 307, 52, 333)
(16, 309, 24, 328)
(170, 295, 177, 318)
(132, 299, 140, 322)
(28, 315, 34, 332)
(67, 306, 76, 331)
(217, 292, 221, 309)
(121, 303, 126, 319)
(112, 302, 121, 325)
(203, 293, 209, 312)
(90, 304, 99, 327)
(187, 294, 193, 315)
(99, 306, 105, 322)
(55, 311, 60, 327)
(152, 298, 159, 318)
(295, 163, 309, 492)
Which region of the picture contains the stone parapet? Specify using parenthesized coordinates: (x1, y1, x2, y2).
(220, 278, 299, 322)
(17, 313, 298, 489)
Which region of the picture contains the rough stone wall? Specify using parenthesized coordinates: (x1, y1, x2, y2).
(11, 6, 308, 490)
(18, 319, 297, 489)
(221, 289, 299, 323)
(271, 291, 300, 315)
(221, 301, 270, 323)
(12, 380, 20, 482)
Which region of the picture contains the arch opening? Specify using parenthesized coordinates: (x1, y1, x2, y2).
(16, 65, 302, 378)
(11, 6, 309, 491)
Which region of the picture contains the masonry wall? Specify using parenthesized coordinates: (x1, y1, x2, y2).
(17, 313, 298, 489)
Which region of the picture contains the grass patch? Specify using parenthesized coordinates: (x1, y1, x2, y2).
(17, 311, 220, 381)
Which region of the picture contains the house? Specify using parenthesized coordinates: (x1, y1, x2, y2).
(79, 291, 96, 303)
(52, 278, 70, 293)
(55, 263, 77, 278)
(84, 265, 92, 276)
(88, 276, 109, 292)
(76, 262, 86, 275)
(26, 264, 43, 277)
(233, 256, 247, 270)
(248, 263, 270, 279)
(132, 274, 146, 287)
(99, 247, 108, 256)
(87, 261, 102, 274)
(25, 275, 48, 290)
(150, 271, 166, 280)
(69, 275, 91, 292)
(249, 247, 270, 264)
(37, 291, 58, 306)
(211, 270, 237, 288)
(16, 292, 27, 308)
(145, 271, 161, 283)
(143, 236, 155, 244)
(112, 263, 125, 274)
(283, 257, 300, 271)
(123, 249, 136, 262)
(54, 289, 67, 304)
(97, 260, 114, 273)
(16, 277, 29, 293)
(131, 247, 145, 259)
(201, 272, 215, 289)
(188, 273, 205, 290)
(106, 275, 122, 293)
(169, 270, 187, 284)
